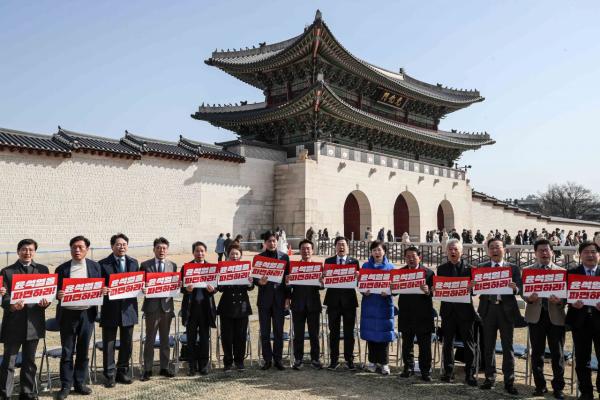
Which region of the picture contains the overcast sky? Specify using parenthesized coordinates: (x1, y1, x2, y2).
(1, 0, 598, 199)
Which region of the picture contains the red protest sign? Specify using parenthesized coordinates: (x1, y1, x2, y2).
(145, 272, 180, 298)
(390, 268, 426, 294)
(288, 261, 322, 286)
(250, 255, 286, 284)
(323, 264, 357, 289)
(182, 263, 218, 288)
(432, 276, 471, 303)
(108, 271, 144, 300)
(357, 269, 391, 294)
(217, 261, 252, 286)
(522, 268, 566, 298)
(61, 278, 104, 307)
(471, 267, 513, 295)
(567, 274, 600, 306)
(10, 273, 57, 304)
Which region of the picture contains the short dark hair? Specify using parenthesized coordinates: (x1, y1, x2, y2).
(404, 246, 420, 256)
(110, 233, 129, 246)
(192, 241, 207, 252)
(227, 242, 243, 256)
(70, 235, 90, 248)
(334, 236, 348, 246)
(262, 230, 277, 242)
(17, 238, 38, 252)
(486, 237, 504, 248)
(534, 238, 553, 251)
(153, 237, 170, 248)
(298, 239, 314, 250)
(370, 240, 387, 253)
(579, 241, 600, 254)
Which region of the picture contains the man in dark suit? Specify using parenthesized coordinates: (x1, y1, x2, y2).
(255, 231, 290, 371)
(437, 238, 479, 386)
(139, 237, 177, 381)
(98, 233, 138, 388)
(324, 236, 359, 371)
(0, 239, 51, 400)
(566, 241, 600, 400)
(477, 238, 522, 395)
(522, 239, 567, 399)
(55, 236, 102, 400)
(181, 241, 216, 376)
(397, 246, 435, 381)
(289, 239, 323, 370)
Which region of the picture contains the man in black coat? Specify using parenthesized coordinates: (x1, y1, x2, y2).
(289, 239, 323, 370)
(397, 246, 435, 381)
(566, 241, 600, 400)
(477, 238, 522, 395)
(0, 239, 51, 400)
(55, 236, 102, 400)
(180, 241, 216, 376)
(324, 236, 359, 370)
(98, 233, 139, 387)
(255, 231, 289, 371)
(437, 238, 479, 386)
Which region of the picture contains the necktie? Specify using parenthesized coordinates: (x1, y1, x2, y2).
(541, 265, 549, 310)
(119, 257, 126, 273)
(494, 263, 502, 301)
(159, 261, 164, 273)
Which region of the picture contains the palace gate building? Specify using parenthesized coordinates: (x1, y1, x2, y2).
(0, 11, 597, 252)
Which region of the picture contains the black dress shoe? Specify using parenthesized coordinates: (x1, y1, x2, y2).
(346, 361, 356, 371)
(440, 374, 454, 383)
(235, 362, 245, 371)
(553, 390, 565, 400)
(274, 361, 285, 371)
(533, 387, 548, 396)
(261, 361, 272, 370)
(399, 369, 414, 378)
(224, 364, 233, 372)
(116, 373, 132, 384)
(327, 361, 340, 371)
(140, 371, 152, 381)
(73, 385, 92, 395)
(505, 385, 519, 395)
(480, 379, 495, 390)
(55, 389, 70, 400)
(187, 368, 197, 376)
(19, 394, 38, 400)
(576, 393, 593, 400)
(104, 378, 116, 388)
(421, 374, 432, 382)
(199, 366, 209, 375)
(160, 368, 175, 378)
(465, 377, 478, 387)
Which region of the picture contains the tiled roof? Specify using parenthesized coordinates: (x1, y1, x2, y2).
(179, 136, 245, 163)
(121, 131, 197, 161)
(54, 127, 140, 159)
(0, 127, 70, 156)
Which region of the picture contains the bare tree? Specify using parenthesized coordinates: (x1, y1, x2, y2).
(538, 182, 600, 221)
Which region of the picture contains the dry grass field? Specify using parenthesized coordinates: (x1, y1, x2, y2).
(1, 250, 580, 399)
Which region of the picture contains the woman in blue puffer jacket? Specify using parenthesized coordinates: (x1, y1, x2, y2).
(360, 240, 396, 375)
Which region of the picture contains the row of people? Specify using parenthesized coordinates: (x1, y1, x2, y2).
(0, 234, 599, 400)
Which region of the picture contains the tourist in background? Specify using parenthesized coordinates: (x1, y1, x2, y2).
(215, 233, 225, 262)
(386, 230, 394, 243)
(360, 240, 395, 376)
(223, 233, 233, 255)
(181, 241, 216, 376)
(218, 242, 253, 371)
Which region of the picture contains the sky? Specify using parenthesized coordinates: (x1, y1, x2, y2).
(1, 0, 598, 199)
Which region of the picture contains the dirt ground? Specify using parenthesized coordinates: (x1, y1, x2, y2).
(1, 251, 581, 399)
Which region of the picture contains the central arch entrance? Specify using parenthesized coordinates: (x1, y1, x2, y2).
(393, 191, 421, 241)
(437, 200, 455, 231)
(343, 191, 372, 241)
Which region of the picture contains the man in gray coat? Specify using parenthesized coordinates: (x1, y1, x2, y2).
(522, 239, 567, 400)
(139, 237, 177, 381)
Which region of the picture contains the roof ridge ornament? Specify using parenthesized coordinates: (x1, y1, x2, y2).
(314, 9, 322, 22)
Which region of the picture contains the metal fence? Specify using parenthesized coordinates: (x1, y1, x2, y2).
(316, 239, 580, 269)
